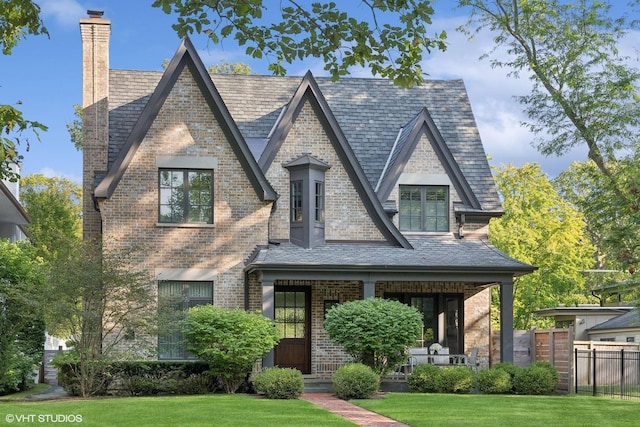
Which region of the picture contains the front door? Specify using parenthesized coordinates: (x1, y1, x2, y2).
(274, 287, 311, 373)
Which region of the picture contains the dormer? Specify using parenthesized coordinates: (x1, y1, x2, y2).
(284, 154, 331, 248)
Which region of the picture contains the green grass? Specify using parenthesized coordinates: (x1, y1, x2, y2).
(0, 394, 355, 426)
(0, 384, 50, 401)
(353, 393, 640, 427)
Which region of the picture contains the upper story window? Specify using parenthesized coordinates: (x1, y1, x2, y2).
(159, 169, 213, 224)
(399, 185, 449, 232)
(315, 181, 325, 222)
(290, 180, 303, 222)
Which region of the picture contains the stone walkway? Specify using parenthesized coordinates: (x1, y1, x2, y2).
(300, 393, 409, 426)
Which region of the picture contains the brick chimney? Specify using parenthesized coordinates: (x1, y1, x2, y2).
(80, 10, 110, 241)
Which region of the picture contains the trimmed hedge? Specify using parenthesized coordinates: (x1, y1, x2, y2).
(437, 366, 474, 394)
(55, 360, 218, 396)
(407, 363, 441, 393)
(475, 367, 512, 394)
(513, 362, 559, 395)
(332, 363, 379, 400)
(252, 367, 304, 399)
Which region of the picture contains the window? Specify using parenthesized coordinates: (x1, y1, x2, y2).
(275, 290, 306, 339)
(315, 181, 324, 222)
(158, 281, 213, 359)
(399, 185, 449, 232)
(159, 169, 213, 224)
(290, 180, 303, 222)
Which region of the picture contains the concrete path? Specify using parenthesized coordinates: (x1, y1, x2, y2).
(301, 393, 409, 427)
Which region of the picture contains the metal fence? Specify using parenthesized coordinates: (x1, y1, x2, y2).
(575, 348, 640, 399)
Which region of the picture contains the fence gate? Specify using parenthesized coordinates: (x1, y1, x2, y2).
(533, 328, 573, 393)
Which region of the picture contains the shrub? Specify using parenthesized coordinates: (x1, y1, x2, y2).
(513, 363, 559, 395)
(475, 368, 512, 394)
(183, 306, 280, 393)
(437, 366, 474, 394)
(332, 363, 379, 400)
(252, 367, 304, 399)
(324, 298, 423, 376)
(407, 363, 441, 393)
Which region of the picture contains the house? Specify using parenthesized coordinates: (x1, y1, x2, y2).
(80, 11, 534, 378)
(535, 305, 634, 341)
(0, 165, 29, 242)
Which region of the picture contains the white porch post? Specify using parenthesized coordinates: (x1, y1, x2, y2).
(500, 278, 514, 363)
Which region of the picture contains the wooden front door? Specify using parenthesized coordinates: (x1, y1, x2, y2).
(274, 287, 311, 373)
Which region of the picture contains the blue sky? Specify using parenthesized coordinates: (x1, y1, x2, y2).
(2, 0, 602, 183)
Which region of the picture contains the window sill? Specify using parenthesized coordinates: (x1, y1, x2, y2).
(401, 231, 453, 237)
(156, 223, 215, 229)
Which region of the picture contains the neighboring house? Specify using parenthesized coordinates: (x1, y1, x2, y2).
(535, 305, 634, 341)
(80, 11, 534, 377)
(586, 309, 640, 343)
(0, 165, 29, 242)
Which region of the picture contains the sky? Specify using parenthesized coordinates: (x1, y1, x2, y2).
(1, 0, 601, 184)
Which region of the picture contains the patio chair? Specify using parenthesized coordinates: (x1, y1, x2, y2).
(466, 347, 480, 371)
(391, 355, 417, 380)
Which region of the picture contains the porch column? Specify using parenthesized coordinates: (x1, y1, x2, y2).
(262, 276, 275, 368)
(362, 279, 375, 299)
(500, 278, 514, 363)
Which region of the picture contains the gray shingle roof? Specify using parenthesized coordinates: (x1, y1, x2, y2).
(589, 309, 640, 331)
(108, 70, 501, 211)
(250, 237, 533, 272)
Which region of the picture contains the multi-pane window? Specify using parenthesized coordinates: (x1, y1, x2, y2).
(399, 185, 449, 232)
(158, 281, 213, 359)
(275, 290, 306, 339)
(290, 180, 303, 222)
(159, 169, 213, 224)
(315, 181, 324, 222)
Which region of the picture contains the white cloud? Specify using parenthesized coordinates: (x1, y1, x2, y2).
(37, 167, 82, 184)
(38, 0, 86, 29)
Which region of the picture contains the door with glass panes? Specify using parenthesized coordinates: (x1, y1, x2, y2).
(273, 287, 311, 373)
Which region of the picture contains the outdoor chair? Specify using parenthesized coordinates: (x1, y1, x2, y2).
(466, 347, 480, 371)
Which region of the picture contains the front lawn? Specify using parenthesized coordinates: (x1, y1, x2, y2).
(353, 393, 640, 427)
(0, 394, 354, 427)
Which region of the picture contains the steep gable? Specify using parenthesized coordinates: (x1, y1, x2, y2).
(94, 37, 276, 201)
(260, 72, 411, 248)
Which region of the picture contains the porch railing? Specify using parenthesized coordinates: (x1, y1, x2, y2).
(574, 348, 640, 400)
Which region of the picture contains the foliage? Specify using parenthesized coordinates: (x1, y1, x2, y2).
(0, 0, 49, 181)
(53, 358, 215, 396)
(20, 174, 82, 261)
(475, 367, 512, 394)
(324, 298, 422, 376)
(406, 363, 441, 393)
(555, 160, 640, 277)
(208, 61, 253, 75)
(436, 366, 475, 394)
(66, 104, 83, 151)
(182, 305, 279, 394)
(460, 0, 640, 275)
(252, 367, 304, 399)
(151, 0, 447, 87)
(513, 362, 559, 395)
(332, 363, 379, 400)
(0, 239, 45, 395)
(46, 240, 157, 397)
(489, 164, 596, 329)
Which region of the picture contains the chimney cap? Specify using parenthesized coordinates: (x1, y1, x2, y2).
(87, 10, 104, 18)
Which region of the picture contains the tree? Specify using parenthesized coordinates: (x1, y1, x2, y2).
(0, 239, 46, 394)
(489, 164, 595, 329)
(66, 105, 83, 151)
(323, 298, 423, 376)
(182, 305, 280, 393)
(152, 0, 447, 87)
(20, 174, 82, 261)
(1, 0, 49, 181)
(459, 0, 640, 272)
(47, 240, 156, 397)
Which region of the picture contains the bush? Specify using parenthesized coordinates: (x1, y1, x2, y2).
(475, 368, 512, 394)
(183, 306, 280, 393)
(407, 363, 441, 393)
(252, 367, 304, 399)
(324, 298, 423, 376)
(513, 363, 559, 395)
(437, 366, 474, 394)
(332, 363, 379, 400)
